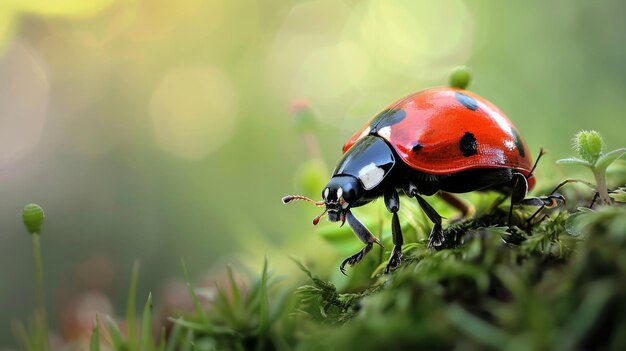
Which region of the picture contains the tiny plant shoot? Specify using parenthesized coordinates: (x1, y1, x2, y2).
(557, 130, 626, 206)
(22, 203, 49, 351)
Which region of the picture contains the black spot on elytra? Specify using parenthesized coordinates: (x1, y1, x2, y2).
(370, 109, 407, 133)
(510, 128, 526, 157)
(460, 132, 478, 157)
(411, 143, 423, 153)
(455, 92, 478, 111)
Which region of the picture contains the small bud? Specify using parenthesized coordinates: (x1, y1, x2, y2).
(449, 66, 471, 89)
(290, 98, 317, 134)
(574, 130, 604, 164)
(23, 203, 45, 234)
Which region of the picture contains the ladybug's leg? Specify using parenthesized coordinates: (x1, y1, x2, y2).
(383, 189, 403, 274)
(437, 192, 475, 223)
(404, 182, 444, 248)
(509, 172, 566, 228)
(508, 172, 528, 227)
(339, 211, 382, 275)
(416, 195, 445, 249)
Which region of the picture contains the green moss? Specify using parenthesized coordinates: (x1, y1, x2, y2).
(293, 206, 626, 350)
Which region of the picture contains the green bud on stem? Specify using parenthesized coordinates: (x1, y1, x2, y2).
(449, 66, 471, 90)
(574, 130, 604, 164)
(23, 203, 45, 235)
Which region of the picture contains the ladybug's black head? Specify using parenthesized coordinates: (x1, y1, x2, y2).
(322, 175, 363, 222)
(281, 175, 364, 226)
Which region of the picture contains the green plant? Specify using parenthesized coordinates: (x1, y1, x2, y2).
(13, 204, 49, 351)
(88, 263, 187, 351)
(449, 66, 471, 89)
(170, 259, 295, 350)
(557, 130, 625, 206)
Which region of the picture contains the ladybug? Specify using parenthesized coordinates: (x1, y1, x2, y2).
(283, 87, 563, 274)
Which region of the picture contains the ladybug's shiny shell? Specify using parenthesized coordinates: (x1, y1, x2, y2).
(343, 87, 535, 190)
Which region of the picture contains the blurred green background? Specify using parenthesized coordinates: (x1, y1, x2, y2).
(1, 0, 625, 344)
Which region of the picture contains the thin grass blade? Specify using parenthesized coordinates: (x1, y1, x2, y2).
(139, 293, 153, 351)
(90, 318, 101, 351)
(107, 316, 127, 351)
(126, 261, 140, 348)
(165, 322, 183, 351)
(181, 259, 211, 328)
(11, 320, 33, 351)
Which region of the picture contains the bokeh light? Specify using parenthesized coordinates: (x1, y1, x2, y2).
(150, 65, 237, 159)
(0, 42, 48, 164)
(350, 0, 473, 80)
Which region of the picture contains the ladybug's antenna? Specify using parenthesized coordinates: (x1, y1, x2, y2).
(282, 195, 325, 207)
(312, 209, 327, 225)
(527, 147, 545, 179)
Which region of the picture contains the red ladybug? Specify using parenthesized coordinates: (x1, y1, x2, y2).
(284, 87, 563, 274)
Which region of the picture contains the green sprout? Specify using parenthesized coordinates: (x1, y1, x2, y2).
(23, 203, 44, 235)
(21, 203, 49, 351)
(557, 130, 626, 206)
(449, 66, 471, 89)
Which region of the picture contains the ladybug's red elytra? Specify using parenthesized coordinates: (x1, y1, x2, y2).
(283, 86, 563, 274)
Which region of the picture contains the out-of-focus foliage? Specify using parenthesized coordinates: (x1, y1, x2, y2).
(0, 0, 116, 54)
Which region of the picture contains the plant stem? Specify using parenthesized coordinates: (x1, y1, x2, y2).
(303, 132, 323, 161)
(593, 170, 612, 206)
(32, 233, 49, 350)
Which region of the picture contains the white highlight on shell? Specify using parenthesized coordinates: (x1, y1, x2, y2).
(488, 110, 514, 136)
(324, 187, 329, 199)
(377, 126, 392, 139)
(357, 126, 370, 140)
(503, 139, 516, 151)
(337, 188, 343, 199)
(358, 162, 385, 190)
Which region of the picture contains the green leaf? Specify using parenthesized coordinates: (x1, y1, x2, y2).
(226, 265, 241, 308)
(164, 322, 183, 351)
(556, 157, 592, 168)
(107, 316, 127, 351)
(126, 261, 140, 348)
(169, 318, 209, 332)
(256, 257, 270, 334)
(610, 188, 626, 203)
(594, 148, 626, 171)
(181, 259, 211, 328)
(139, 293, 153, 351)
(565, 210, 595, 236)
(213, 284, 239, 326)
(290, 256, 314, 280)
(90, 318, 100, 351)
(157, 327, 166, 351)
(12, 320, 33, 351)
(561, 280, 616, 350)
(446, 304, 510, 348)
(181, 330, 193, 351)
